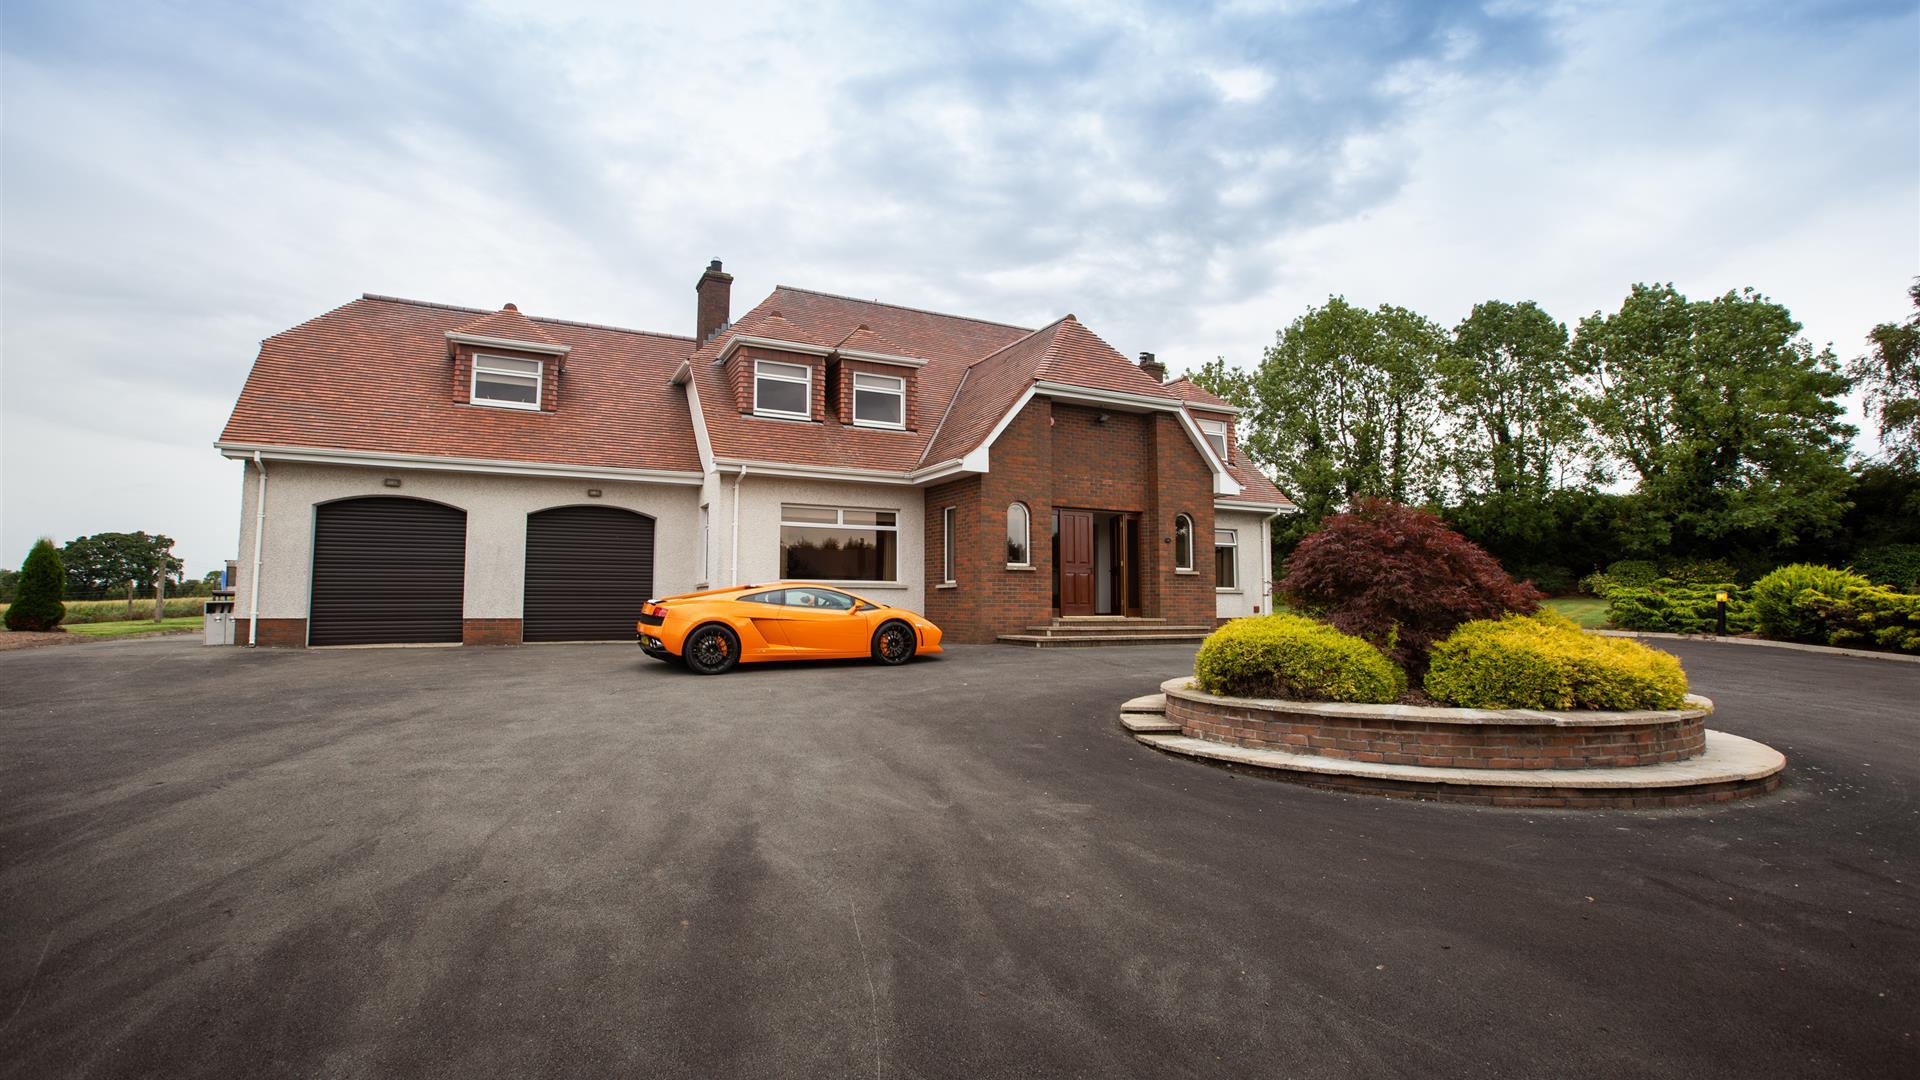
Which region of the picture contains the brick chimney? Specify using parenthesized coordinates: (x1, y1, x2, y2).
(695, 259, 732, 344)
(1137, 351, 1167, 383)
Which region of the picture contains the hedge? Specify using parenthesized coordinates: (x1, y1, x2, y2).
(1194, 614, 1406, 703)
(1751, 564, 1872, 643)
(1424, 612, 1689, 711)
(1604, 579, 1753, 635)
(5, 539, 65, 632)
(1793, 584, 1920, 654)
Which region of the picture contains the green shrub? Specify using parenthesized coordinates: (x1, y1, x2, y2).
(1793, 584, 1920, 654)
(1751, 564, 1872, 643)
(1194, 614, 1406, 703)
(1604, 579, 1753, 634)
(1425, 612, 1689, 710)
(1851, 544, 1920, 593)
(1605, 560, 1660, 587)
(1660, 558, 1742, 585)
(4, 538, 66, 632)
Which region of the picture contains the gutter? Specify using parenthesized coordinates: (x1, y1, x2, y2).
(248, 451, 267, 647)
(731, 464, 748, 583)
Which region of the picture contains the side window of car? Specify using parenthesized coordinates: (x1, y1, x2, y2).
(740, 590, 787, 606)
(787, 587, 855, 611)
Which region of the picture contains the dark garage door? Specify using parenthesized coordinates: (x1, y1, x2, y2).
(524, 505, 656, 642)
(309, 497, 467, 646)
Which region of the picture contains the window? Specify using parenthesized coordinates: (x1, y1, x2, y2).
(942, 506, 957, 584)
(782, 587, 856, 611)
(472, 354, 542, 409)
(1215, 529, 1238, 590)
(1200, 419, 1229, 463)
(754, 360, 812, 419)
(779, 504, 898, 582)
(1006, 503, 1030, 566)
(852, 372, 906, 428)
(1174, 514, 1194, 571)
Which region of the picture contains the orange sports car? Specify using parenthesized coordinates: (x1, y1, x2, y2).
(636, 582, 944, 674)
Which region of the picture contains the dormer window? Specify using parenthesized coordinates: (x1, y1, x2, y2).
(472, 354, 542, 410)
(852, 372, 906, 428)
(1200, 419, 1229, 462)
(754, 359, 812, 420)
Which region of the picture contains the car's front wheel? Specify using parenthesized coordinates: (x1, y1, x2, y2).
(683, 624, 741, 675)
(872, 621, 916, 665)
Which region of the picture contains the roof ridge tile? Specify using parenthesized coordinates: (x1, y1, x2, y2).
(773, 285, 1034, 333)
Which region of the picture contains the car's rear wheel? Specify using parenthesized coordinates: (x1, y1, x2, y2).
(872, 621, 916, 665)
(682, 624, 741, 675)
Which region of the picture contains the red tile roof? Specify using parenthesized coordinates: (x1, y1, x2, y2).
(219, 295, 702, 473)
(447, 303, 563, 348)
(1218, 459, 1295, 510)
(1163, 375, 1235, 411)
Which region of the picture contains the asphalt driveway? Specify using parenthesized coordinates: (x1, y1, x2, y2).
(1, 636, 1915, 1079)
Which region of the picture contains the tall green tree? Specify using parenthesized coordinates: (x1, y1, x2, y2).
(1852, 280, 1920, 470)
(1438, 300, 1594, 499)
(61, 531, 184, 597)
(5, 539, 66, 632)
(1235, 297, 1446, 521)
(1572, 284, 1854, 553)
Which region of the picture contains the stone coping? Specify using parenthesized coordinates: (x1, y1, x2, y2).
(1160, 677, 1713, 729)
(1135, 728, 1785, 792)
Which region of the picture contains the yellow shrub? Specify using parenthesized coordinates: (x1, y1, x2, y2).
(1425, 612, 1689, 710)
(1194, 614, 1406, 703)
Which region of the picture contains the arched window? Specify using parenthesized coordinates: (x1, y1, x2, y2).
(1006, 503, 1031, 566)
(1174, 514, 1194, 571)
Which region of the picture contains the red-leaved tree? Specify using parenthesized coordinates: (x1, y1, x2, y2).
(1280, 499, 1542, 672)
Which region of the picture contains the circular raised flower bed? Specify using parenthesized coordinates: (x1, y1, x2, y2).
(1125, 678, 1785, 808)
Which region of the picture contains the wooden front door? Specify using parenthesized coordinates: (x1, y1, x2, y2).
(1059, 510, 1095, 616)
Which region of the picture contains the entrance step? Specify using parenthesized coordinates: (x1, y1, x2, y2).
(1022, 621, 1215, 637)
(996, 631, 1211, 648)
(1119, 693, 1179, 733)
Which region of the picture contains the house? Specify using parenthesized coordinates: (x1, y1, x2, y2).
(215, 261, 1295, 647)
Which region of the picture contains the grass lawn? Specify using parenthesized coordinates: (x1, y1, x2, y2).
(1544, 597, 1609, 629)
(63, 616, 202, 639)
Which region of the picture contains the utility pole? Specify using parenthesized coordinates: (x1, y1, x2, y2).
(126, 578, 136, 618)
(154, 571, 166, 622)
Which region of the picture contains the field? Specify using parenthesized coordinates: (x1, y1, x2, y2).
(0, 596, 212, 623)
(61, 616, 203, 639)
(1543, 596, 1609, 628)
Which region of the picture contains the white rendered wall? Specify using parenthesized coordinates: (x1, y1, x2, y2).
(1214, 509, 1276, 621)
(708, 473, 927, 613)
(233, 460, 702, 625)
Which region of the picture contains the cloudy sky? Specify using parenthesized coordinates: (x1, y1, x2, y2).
(2, 0, 1915, 573)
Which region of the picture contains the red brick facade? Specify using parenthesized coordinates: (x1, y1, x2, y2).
(925, 398, 1218, 643)
(829, 358, 919, 430)
(462, 618, 523, 646)
(728, 345, 829, 419)
(232, 618, 308, 647)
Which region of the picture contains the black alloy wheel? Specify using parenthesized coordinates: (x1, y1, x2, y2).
(872, 621, 917, 665)
(683, 625, 741, 675)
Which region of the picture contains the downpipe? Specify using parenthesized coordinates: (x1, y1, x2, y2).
(248, 451, 267, 647)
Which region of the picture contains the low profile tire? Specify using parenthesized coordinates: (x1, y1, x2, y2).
(682, 624, 741, 675)
(872, 621, 917, 665)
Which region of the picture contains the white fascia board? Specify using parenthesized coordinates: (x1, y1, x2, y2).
(214, 442, 701, 485)
(1031, 381, 1183, 413)
(834, 347, 928, 369)
(1184, 400, 1243, 416)
(908, 458, 977, 484)
(953, 384, 1039, 474)
(1215, 501, 1294, 518)
(672, 362, 718, 475)
(710, 457, 918, 485)
(716, 335, 833, 364)
(444, 331, 571, 356)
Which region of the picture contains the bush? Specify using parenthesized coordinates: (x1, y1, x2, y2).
(1605, 560, 1661, 587)
(1792, 584, 1920, 654)
(5, 539, 66, 632)
(1194, 614, 1406, 703)
(1511, 563, 1576, 597)
(1660, 558, 1742, 585)
(1851, 544, 1920, 593)
(1605, 579, 1753, 634)
(1751, 564, 1872, 642)
(1425, 612, 1689, 710)
(1280, 500, 1542, 672)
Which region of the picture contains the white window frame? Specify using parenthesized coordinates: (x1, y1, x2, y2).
(1006, 502, 1031, 568)
(753, 359, 813, 420)
(1215, 528, 1238, 592)
(851, 372, 907, 429)
(1200, 419, 1229, 463)
(777, 504, 901, 585)
(942, 506, 957, 585)
(1174, 514, 1195, 572)
(471, 353, 543, 411)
